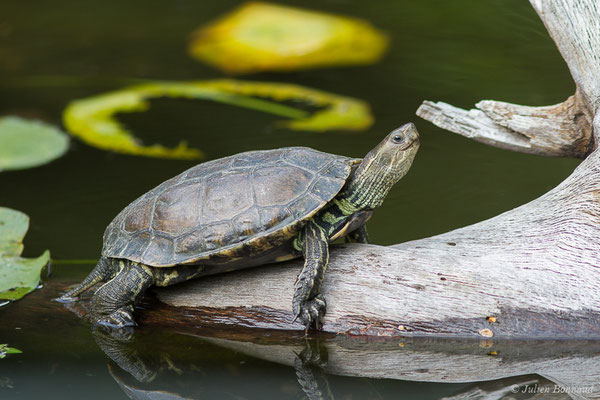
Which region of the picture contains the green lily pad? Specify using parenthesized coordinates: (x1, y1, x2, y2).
(0, 207, 50, 301)
(0, 116, 69, 171)
(63, 79, 373, 160)
(0, 344, 22, 359)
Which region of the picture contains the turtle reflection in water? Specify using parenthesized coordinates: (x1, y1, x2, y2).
(93, 328, 335, 400)
(59, 123, 420, 329)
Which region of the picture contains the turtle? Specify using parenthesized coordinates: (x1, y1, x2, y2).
(59, 123, 420, 329)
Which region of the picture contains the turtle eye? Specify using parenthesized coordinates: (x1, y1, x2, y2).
(392, 134, 404, 144)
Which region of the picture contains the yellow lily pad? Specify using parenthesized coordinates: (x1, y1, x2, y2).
(63, 79, 373, 159)
(203, 80, 373, 131)
(188, 2, 389, 74)
(0, 207, 50, 301)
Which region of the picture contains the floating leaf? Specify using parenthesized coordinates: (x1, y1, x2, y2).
(0, 344, 22, 359)
(202, 80, 373, 131)
(188, 2, 389, 74)
(0, 116, 69, 171)
(63, 79, 373, 159)
(0, 207, 50, 301)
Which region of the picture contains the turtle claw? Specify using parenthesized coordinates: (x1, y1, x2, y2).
(54, 295, 78, 303)
(295, 294, 326, 331)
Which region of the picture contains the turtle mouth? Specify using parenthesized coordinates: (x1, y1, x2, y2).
(400, 139, 419, 151)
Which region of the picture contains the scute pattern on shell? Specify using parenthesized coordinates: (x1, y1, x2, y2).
(102, 147, 358, 267)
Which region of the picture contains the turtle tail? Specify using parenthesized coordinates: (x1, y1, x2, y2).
(57, 257, 116, 302)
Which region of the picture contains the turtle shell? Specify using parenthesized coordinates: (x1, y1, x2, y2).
(102, 147, 359, 267)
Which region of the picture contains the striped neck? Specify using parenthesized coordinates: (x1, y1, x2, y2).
(338, 123, 419, 212)
(339, 164, 393, 211)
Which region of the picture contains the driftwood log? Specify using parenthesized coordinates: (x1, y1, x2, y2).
(6, 282, 598, 399)
(156, 0, 600, 339)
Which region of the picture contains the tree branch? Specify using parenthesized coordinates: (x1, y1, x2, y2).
(530, 0, 600, 113)
(416, 93, 593, 158)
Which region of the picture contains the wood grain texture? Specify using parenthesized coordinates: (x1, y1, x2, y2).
(416, 94, 593, 158)
(530, 0, 600, 112)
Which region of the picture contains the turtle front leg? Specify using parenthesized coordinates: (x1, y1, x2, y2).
(294, 221, 329, 330)
(90, 260, 154, 328)
(344, 225, 369, 244)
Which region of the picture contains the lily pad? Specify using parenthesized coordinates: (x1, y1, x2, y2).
(188, 2, 389, 74)
(63, 79, 373, 159)
(0, 207, 50, 301)
(0, 116, 69, 171)
(0, 344, 22, 359)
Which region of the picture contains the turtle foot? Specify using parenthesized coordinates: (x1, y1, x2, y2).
(95, 307, 136, 329)
(93, 323, 135, 343)
(295, 294, 326, 330)
(295, 338, 327, 368)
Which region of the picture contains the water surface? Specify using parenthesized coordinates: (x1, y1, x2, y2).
(0, 1, 586, 399)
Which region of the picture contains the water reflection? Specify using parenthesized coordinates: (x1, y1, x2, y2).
(293, 339, 333, 400)
(82, 312, 599, 400)
(95, 328, 335, 400)
(441, 377, 574, 400)
(3, 277, 596, 399)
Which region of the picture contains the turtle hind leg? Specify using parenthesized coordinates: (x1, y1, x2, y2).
(91, 260, 155, 328)
(57, 256, 117, 302)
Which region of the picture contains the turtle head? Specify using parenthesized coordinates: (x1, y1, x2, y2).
(364, 122, 420, 178)
(343, 123, 420, 210)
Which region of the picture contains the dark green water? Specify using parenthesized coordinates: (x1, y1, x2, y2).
(0, 0, 586, 399)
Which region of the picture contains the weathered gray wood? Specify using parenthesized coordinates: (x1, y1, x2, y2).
(156, 0, 600, 341)
(416, 94, 593, 158)
(416, 100, 534, 154)
(417, 95, 593, 158)
(530, 0, 600, 112)
(476, 94, 591, 153)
